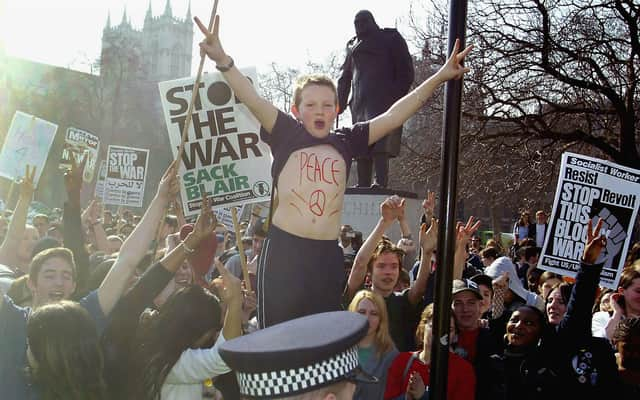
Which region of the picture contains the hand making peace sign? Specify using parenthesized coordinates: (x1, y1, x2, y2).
(436, 38, 473, 82)
(194, 14, 228, 65)
(582, 218, 606, 265)
(18, 165, 36, 200)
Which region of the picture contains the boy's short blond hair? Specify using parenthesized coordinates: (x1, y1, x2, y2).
(292, 74, 338, 108)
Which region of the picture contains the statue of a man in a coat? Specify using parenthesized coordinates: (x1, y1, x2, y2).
(337, 10, 415, 188)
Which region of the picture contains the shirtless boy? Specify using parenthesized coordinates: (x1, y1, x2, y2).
(196, 14, 472, 327)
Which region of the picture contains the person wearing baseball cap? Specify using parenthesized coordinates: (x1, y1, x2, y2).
(450, 278, 502, 360)
(219, 311, 378, 399)
(450, 278, 509, 400)
(452, 279, 483, 300)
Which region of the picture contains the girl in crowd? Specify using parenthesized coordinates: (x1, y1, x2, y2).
(101, 195, 242, 400)
(513, 211, 531, 243)
(348, 290, 398, 400)
(481, 219, 618, 399)
(384, 303, 476, 400)
(26, 301, 107, 400)
(128, 282, 238, 399)
(384, 303, 475, 400)
(545, 280, 618, 394)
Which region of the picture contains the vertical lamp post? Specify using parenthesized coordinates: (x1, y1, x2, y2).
(430, 1, 468, 399)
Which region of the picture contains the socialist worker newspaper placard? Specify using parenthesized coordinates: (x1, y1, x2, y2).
(59, 127, 100, 183)
(538, 152, 640, 289)
(103, 145, 149, 208)
(158, 68, 272, 217)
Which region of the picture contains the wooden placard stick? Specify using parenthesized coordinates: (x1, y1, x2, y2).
(175, 0, 220, 162)
(150, 0, 219, 260)
(231, 206, 251, 292)
(5, 180, 14, 210)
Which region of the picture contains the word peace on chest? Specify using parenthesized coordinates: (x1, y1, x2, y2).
(297, 151, 342, 186)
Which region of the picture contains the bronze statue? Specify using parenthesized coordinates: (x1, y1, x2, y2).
(338, 10, 415, 188)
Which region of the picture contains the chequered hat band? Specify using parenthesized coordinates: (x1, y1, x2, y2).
(236, 345, 359, 398)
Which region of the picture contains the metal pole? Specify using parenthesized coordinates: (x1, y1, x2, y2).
(430, 1, 468, 399)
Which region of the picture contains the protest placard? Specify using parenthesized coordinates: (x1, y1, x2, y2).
(94, 160, 107, 200)
(59, 127, 100, 182)
(103, 145, 149, 208)
(213, 206, 240, 232)
(158, 68, 272, 217)
(0, 111, 57, 185)
(538, 152, 640, 289)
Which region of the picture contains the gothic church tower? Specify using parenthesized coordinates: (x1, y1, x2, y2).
(100, 0, 193, 82)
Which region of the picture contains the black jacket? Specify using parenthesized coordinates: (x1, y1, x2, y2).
(480, 262, 620, 400)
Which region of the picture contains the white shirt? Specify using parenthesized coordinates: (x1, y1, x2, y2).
(161, 333, 230, 400)
(591, 311, 611, 338)
(339, 241, 355, 256)
(536, 224, 546, 247)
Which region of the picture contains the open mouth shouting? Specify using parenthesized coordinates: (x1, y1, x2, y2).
(175, 278, 190, 286)
(507, 330, 528, 346)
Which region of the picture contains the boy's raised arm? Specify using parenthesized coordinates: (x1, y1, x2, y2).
(368, 39, 472, 145)
(195, 15, 279, 133)
(408, 218, 438, 305)
(453, 216, 480, 279)
(96, 162, 179, 315)
(86, 201, 110, 254)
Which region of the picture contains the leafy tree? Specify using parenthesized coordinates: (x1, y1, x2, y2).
(390, 0, 638, 231)
(467, 0, 639, 168)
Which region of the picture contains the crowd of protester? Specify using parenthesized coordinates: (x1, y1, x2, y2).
(0, 11, 638, 398)
(0, 155, 638, 400)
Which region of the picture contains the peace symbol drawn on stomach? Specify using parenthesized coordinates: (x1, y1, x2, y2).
(308, 189, 326, 216)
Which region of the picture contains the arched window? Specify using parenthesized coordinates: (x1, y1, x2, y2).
(170, 44, 181, 76)
(151, 40, 159, 74)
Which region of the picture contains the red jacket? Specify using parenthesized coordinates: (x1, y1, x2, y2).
(384, 351, 476, 400)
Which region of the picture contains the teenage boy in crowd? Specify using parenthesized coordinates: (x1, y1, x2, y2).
(345, 195, 437, 351)
(196, 13, 472, 327)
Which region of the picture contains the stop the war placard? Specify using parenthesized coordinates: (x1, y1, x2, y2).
(94, 160, 107, 200)
(158, 68, 272, 217)
(538, 152, 640, 289)
(59, 127, 100, 183)
(103, 145, 149, 208)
